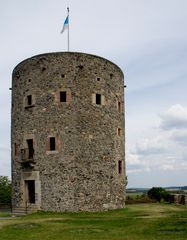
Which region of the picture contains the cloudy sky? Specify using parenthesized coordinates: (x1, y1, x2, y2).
(1, 0, 187, 187)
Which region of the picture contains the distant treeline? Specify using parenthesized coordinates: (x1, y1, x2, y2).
(127, 186, 187, 192)
(166, 186, 187, 190)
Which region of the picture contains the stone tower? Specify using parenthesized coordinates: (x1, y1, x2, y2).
(11, 52, 126, 213)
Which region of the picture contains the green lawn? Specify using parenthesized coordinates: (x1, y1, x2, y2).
(0, 211, 11, 217)
(0, 203, 187, 240)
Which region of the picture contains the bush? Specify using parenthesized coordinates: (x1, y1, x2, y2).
(147, 187, 170, 202)
(0, 176, 11, 204)
(126, 193, 156, 204)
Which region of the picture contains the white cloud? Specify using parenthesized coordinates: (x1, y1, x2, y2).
(181, 162, 187, 168)
(126, 151, 141, 165)
(160, 104, 187, 130)
(127, 103, 187, 179)
(0, 144, 11, 177)
(127, 146, 186, 174)
(160, 164, 173, 171)
(136, 136, 167, 155)
(126, 151, 147, 174)
(171, 129, 187, 145)
(182, 151, 187, 162)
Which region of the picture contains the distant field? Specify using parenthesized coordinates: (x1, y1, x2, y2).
(126, 192, 156, 204)
(0, 203, 187, 240)
(126, 192, 145, 197)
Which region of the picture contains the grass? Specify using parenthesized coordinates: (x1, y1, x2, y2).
(0, 203, 187, 239)
(0, 211, 11, 217)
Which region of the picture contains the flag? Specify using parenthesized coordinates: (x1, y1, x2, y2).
(61, 16, 69, 34)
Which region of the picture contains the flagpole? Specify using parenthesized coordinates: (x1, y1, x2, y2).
(67, 7, 70, 51)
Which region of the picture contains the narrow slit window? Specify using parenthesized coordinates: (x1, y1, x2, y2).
(14, 143, 17, 156)
(27, 139, 34, 159)
(60, 91, 67, 102)
(27, 95, 32, 106)
(96, 94, 101, 105)
(117, 128, 121, 136)
(50, 137, 56, 151)
(118, 160, 122, 174)
(118, 101, 121, 112)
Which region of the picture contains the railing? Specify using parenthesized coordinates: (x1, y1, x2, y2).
(20, 148, 35, 168)
(0, 203, 11, 210)
(21, 148, 34, 161)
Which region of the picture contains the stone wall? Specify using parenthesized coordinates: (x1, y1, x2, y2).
(170, 194, 187, 205)
(11, 52, 126, 212)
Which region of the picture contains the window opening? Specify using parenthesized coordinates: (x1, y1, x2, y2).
(96, 94, 101, 105)
(110, 73, 113, 79)
(118, 161, 122, 174)
(50, 137, 56, 151)
(27, 95, 32, 106)
(60, 91, 67, 102)
(77, 65, 84, 70)
(97, 77, 100, 81)
(14, 143, 17, 156)
(117, 128, 121, 136)
(25, 180, 35, 203)
(118, 101, 121, 112)
(27, 139, 34, 159)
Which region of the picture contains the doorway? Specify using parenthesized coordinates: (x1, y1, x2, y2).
(25, 180, 35, 204)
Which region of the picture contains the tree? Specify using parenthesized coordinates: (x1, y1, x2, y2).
(0, 176, 11, 204)
(147, 187, 170, 202)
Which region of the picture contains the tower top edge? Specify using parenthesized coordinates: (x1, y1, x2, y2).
(12, 51, 124, 78)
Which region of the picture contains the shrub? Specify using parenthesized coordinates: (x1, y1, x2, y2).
(0, 176, 11, 204)
(147, 187, 170, 202)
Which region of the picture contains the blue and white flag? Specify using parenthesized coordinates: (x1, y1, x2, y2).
(61, 16, 69, 34)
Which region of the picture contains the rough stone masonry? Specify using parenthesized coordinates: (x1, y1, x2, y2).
(11, 52, 126, 212)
